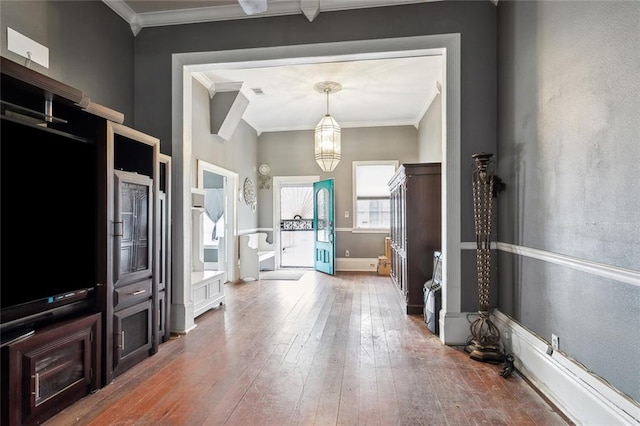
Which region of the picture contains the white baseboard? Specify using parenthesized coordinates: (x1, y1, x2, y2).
(438, 310, 478, 345)
(336, 257, 378, 272)
(493, 310, 640, 425)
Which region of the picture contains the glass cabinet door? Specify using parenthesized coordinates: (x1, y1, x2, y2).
(114, 170, 154, 287)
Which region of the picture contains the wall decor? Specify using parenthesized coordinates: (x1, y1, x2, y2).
(258, 163, 271, 189)
(243, 177, 257, 211)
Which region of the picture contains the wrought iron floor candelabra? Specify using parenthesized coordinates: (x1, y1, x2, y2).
(466, 152, 504, 364)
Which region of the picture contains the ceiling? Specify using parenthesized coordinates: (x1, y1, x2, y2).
(105, 0, 444, 134)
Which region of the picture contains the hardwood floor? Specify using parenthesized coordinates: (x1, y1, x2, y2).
(45, 272, 571, 426)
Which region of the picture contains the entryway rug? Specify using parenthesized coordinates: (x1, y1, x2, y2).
(260, 269, 306, 281)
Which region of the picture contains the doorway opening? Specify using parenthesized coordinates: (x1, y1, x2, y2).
(176, 33, 462, 341)
(273, 176, 319, 269)
(197, 160, 239, 283)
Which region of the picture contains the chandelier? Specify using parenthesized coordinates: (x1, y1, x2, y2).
(314, 81, 342, 172)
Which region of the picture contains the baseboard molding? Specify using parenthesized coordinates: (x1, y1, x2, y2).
(336, 257, 377, 272)
(439, 310, 476, 345)
(493, 310, 640, 425)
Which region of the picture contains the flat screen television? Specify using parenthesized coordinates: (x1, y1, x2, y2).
(1, 116, 97, 338)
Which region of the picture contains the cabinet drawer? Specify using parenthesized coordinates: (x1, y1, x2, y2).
(114, 279, 152, 310)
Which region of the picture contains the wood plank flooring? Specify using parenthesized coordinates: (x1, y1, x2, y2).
(45, 272, 571, 426)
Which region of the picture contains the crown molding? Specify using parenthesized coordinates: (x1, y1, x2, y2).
(103, 0, 435, 34)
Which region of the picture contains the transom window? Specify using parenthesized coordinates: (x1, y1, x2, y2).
(352, 161, 398, 231)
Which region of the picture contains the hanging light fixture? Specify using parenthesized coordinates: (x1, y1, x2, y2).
(314, 81, 342, 172)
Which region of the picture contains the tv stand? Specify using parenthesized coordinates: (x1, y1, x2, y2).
(0, 329, 34, 348)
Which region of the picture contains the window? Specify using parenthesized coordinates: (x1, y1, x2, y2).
(352, 161, 398, 231)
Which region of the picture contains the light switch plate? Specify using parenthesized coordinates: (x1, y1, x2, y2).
(7, 28, 49, 68)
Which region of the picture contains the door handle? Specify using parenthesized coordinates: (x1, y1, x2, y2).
(32, 373, 40, 400)
(113, 221, 123, 237)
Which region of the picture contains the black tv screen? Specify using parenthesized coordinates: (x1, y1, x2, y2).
(1, 118, 97, 322)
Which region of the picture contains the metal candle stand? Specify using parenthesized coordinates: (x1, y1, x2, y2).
(465, 152, 504, 364)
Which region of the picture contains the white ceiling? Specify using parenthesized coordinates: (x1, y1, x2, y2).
(195, 55, 442, 134)
(105, 0, 444, 134)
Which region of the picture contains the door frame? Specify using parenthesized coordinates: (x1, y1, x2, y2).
(273, 175, 319, 269)
(175, 34, 463, 342)
(197, 160, 239, 282)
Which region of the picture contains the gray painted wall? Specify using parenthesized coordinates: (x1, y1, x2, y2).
(497, 0, 640, 401)
(418, 93, 443, 163)
(258, 126, 419, 259)
(191, 79, 259, 233)
(0, 0, 135, 126)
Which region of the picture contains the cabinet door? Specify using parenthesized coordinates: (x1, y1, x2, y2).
(5, 314, 100, 426)
(113, 170, 154, 287)
(113, 300, 153, 377)
(157, 290, 166, 341)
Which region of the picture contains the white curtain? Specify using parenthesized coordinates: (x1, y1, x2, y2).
(204, 188, 224, 239)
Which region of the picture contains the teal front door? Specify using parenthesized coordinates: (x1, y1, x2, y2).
(313, 179, 335, 275)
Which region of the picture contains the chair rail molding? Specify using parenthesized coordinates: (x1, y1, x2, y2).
(461, 241, 640, 288)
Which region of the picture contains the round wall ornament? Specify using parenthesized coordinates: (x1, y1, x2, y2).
(243, 177, 256, 206)
(258, 163, 271, 176)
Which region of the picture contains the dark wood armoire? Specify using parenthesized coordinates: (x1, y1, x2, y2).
(388, 163, 442, 315)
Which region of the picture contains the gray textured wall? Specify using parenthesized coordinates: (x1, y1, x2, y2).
(0, 0, 135, 126)
(418, 93, 443, 163)
(497, 0, 640, 401)
(191, 79, 259, 232)
(258, 126, 419, 259)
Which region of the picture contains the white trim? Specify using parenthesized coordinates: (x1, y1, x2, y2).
(336, 257, 378, 272)
(496, 242, 640, 287)
(238, 228, 261, 235)
(349, 229, 391, 234)
(104, 0, 434, 34)
(191, 72, 215, 98)
(461, 241, 497, 250)
(440, 34, 461, 345)
(438, 310, 476, 345)
(493, 310, 640, 425)
(466, 242, 640, 287)
(415, 83, 440, 129)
